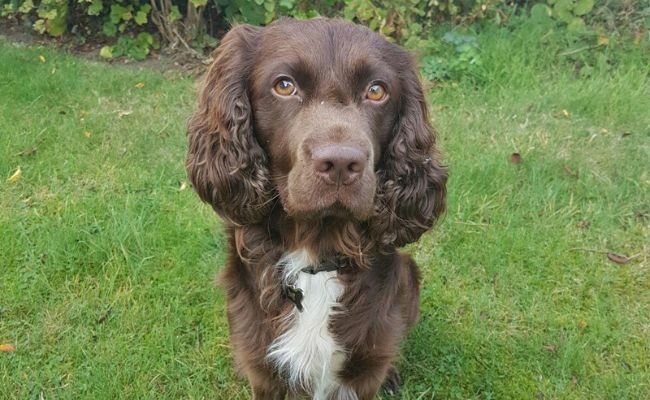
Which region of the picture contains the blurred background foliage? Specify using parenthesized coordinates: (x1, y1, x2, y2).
(1, 0, 648, 71)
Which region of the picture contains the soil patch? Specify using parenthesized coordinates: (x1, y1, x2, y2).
(0, 18, 209, 76)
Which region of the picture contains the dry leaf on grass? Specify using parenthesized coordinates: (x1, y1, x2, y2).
(598, 34, 609, 46)
(510, 152, 522, 164)
(18, 147, 37, 157)
(607, 252, 630, 264)
(7, 167, 21, 183)
(543, 344, 558, 354)
(0, 344, 16, 352)
(563, 165, 579, 178)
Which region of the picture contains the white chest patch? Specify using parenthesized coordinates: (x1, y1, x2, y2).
(267, 249, 346, 399)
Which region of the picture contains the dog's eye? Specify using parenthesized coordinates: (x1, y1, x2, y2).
(273, 78, 297, 96)
(366, 83, 387, 102)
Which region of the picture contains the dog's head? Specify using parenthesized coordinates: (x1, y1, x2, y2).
(187, 18, 447, 247)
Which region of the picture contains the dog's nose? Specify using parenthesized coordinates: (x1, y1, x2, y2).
(312, 145, 366, 185)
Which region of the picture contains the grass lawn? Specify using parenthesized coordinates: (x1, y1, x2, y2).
(1, 20, 649, 399)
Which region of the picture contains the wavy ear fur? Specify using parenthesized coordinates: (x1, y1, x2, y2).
(372, 58, 448, 247)
(186, 25, 273, 226)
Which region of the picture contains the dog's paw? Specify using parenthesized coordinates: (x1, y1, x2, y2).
(381, 366, 402, 397)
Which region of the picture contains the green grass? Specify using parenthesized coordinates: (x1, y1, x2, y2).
(1, 20, 649, 399)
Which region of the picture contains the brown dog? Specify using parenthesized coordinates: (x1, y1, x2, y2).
(187, 17, 447, 399)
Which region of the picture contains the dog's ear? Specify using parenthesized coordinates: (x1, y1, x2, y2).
(187, 25, 273, 225)
(372, 56, 447, 247)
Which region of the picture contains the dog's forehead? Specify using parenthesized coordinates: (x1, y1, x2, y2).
(257, 19, 391, 70)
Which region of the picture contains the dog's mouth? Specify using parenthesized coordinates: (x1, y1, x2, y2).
(285, 198, 372, 223)
(318, 201, 356, 219)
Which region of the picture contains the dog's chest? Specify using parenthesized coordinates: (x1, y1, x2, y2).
(267, 250, 346, 398)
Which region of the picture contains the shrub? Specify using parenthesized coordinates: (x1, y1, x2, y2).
(590, 0, 650, 35)
(1, 0, 208, 59)
(421, 30, 484, 83)
(1, 0, 647, 61)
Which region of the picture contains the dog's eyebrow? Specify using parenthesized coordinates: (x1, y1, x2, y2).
(350, 60, 379, 81)
(345, 58, 395, 91)
(264, 58, 317, 93)
(262, 57, 308, 77)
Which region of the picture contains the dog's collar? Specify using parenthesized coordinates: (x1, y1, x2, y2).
(299, 258, 341, 275)
(282, 256, 347, 312)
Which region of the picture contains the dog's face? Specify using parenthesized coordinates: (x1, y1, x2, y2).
(187, 18, 447, 247)
(249, 21, 403, 220)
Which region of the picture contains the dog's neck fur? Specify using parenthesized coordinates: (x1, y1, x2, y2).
(267, 207, 373, 268)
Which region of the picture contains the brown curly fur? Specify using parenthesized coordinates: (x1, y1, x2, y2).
(187, 17, 447, 399)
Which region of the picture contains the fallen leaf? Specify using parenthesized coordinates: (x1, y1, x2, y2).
(84, 131, 92, 138)
(7, 167, 22, 183)
(0, 344, 16, 352)
(562, 109, 571, 118)
(179, 181, 188, 191)
(135, 82, 145, 89)
(510, 152, 522, 164)
(543, 344, 557, 354)
(597, 34, 609, 46)
(118, 110, 133, 118)
(607, 252, 630, 264)
(18, 147, 37, 157)
(633, 31, 643, 45)
(38, 55, 46, 63)
(563, 165, 579, 178)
